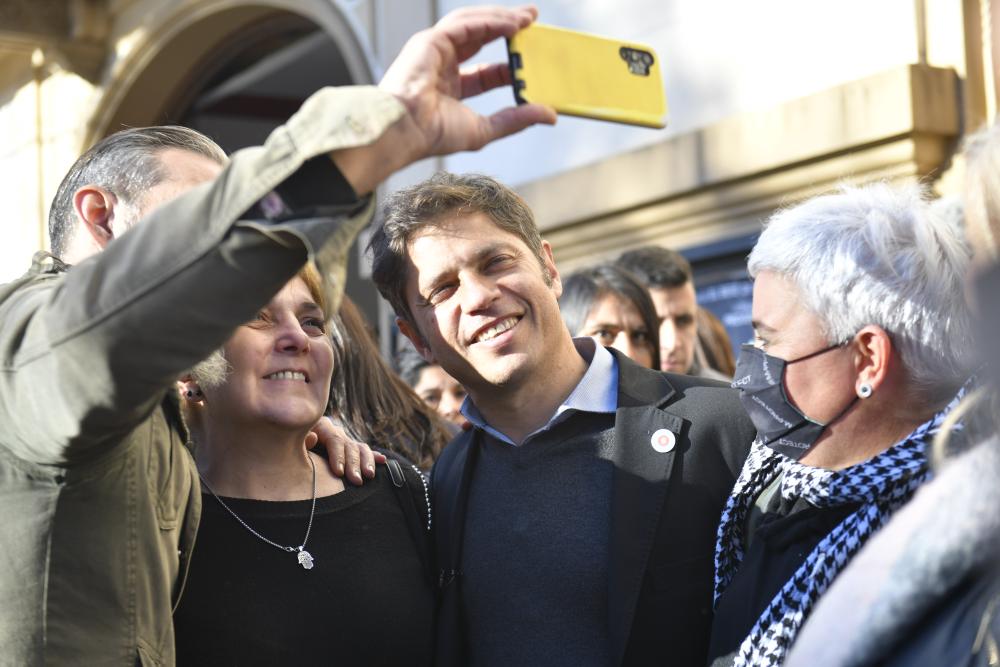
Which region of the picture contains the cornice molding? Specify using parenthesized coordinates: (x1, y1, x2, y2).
(514, 65, 961, 269)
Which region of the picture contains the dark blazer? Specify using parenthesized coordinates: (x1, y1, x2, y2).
(430, 350, 755, 667)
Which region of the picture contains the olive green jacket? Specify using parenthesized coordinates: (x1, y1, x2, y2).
(0, 86, 404, 666)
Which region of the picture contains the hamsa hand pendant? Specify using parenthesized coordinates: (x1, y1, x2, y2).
(297, 549, 315, 570)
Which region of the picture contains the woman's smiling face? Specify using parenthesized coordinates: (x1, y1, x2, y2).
(206, 277, 334, 431)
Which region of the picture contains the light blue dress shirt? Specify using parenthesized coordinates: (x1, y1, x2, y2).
(461, 337, 619, 446)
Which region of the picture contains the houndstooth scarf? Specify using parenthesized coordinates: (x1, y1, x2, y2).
(713, 388, 966, 667)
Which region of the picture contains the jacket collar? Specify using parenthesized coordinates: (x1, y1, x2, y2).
(438, 350, 684, 667)
(607, 349, 683, 665)
(613, 347, 677, 410)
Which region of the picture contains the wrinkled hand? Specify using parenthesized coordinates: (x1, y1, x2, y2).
(379, 4, 557, 159)
(307, 417, 386, 485)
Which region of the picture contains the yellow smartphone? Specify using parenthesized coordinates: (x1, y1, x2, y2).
(507, 23, 668, 129)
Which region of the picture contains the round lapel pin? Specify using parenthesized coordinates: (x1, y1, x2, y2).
(650, 428, 676, 453)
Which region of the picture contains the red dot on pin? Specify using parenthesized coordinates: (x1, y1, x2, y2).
(650, 428, 676, 453)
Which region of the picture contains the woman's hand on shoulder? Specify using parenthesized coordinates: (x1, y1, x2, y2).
(306, 417, 386, 485)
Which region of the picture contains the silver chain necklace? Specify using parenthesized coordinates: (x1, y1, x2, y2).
(199, 454, 318, 570)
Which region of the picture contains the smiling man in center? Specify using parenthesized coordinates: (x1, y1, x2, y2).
(370, 172, 755, 667)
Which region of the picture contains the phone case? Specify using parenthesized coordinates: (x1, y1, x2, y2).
(507, 23, 667, 129)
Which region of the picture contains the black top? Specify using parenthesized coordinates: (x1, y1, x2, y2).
(173, 463, 433, 666)
(707, 477, 859, 666)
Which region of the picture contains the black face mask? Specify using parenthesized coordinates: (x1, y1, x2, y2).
(732, 342, 856, 460)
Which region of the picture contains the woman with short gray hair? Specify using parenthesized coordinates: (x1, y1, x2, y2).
(783, 127, 1000, 667)
(708, 182, 974, 667)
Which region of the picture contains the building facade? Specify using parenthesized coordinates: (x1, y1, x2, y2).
(1, 0, 996, 352)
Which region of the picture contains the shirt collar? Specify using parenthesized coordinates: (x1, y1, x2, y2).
(461, 338, 619, 446)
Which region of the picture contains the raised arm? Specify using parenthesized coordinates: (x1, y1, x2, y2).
(332, 4, 556, 195)
(0, 4, 554, 467)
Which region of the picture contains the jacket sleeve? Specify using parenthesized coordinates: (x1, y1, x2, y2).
(0, 86, 405, 466)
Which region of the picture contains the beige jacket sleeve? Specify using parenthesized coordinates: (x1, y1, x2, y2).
(0, 86, 404, 466)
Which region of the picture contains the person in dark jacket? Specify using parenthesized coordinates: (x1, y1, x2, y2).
(368, 172, 756, 667)
(0, 6, 555, 663)
(710, 182, 974, 667)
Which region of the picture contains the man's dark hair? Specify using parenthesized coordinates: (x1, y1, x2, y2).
(369, 172, 545, 327)
(616, 245, 693, 289)
(48, 126, 228, 257)
(559, 264, 661, 370)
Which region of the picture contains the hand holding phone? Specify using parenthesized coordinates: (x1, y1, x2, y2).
(507, 24, 668, 129)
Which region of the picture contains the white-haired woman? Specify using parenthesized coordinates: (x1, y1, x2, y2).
(783, 134, 1000, 666)
(708, 183, 974, 667)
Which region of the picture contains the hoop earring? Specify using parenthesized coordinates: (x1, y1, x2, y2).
(858, 383, 873, 399)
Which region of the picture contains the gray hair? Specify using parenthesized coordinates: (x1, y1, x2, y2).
(48, 125, 228, 257)
(747, 182, 973, 409)
(190, 350, 231, 390)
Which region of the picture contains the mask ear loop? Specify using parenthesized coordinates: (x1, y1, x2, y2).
(817, 393, 860, 428)
(786, 339, 852, 365)
(784, 338, 857, 428)
(752, 339, 848, 416)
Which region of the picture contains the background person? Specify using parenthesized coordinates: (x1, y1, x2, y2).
(559, 263, 660, 369)
(331, 296, 453, 467)
(0, 6, 555, 663)
(697, 307, 736, 377)
(397, 342, 469, 431)
(710, 182, 974, 667)
(616, 245, 730, 379)
(173, 267, 433, 665)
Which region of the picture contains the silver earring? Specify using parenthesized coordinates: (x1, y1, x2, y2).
(858, 383, 873, 398)
(186, 387, 203, 399)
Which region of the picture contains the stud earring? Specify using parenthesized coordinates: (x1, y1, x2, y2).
(185, 387, 203, 399)
(858, 383, 873, 399)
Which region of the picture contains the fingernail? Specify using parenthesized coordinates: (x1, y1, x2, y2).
(367, 464, 375, 474)
(354, 467, 361, 478)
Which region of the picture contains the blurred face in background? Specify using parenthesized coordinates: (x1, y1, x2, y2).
(649, 282, 698, 374)
(413, 364, 468, 426)
(577, 292, 655, 369)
